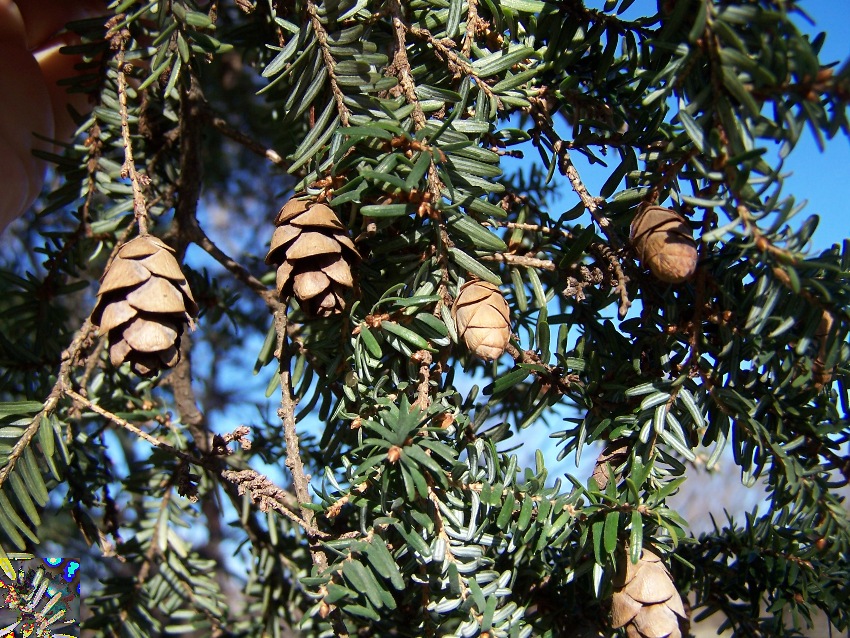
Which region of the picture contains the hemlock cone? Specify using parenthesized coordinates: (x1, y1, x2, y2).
(612, 548, 687, 638)
(631, 206, 698, 283)
(266, 198, 359, 317)
(92, 235, 198, 377)
(451, 280, 511, 360)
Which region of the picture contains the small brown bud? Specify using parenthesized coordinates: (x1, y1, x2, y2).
(451, 280, 511, 360)
(436, 412, 455, 429)
(812, 309, 835, 390)
(318, 600, 331, 618)
(387, 445, 402, 463)
(590, 439, 630, 491)
(771, 266, 792, 287)
(631, 206, 698, 283)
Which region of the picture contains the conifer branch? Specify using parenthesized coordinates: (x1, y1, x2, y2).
(481, 252, 557, 271)
(527, 95, 615, 241)
(306, 0, 350, 126)
(186, 222, 282, 311)
(274, 307, 350, 637)
(388, 0, 426, 131)
(201, 108, 284, 165)
(65, 388, 197, 460)
(405, 22, 500, 106)
(461, 0, 482, 58)
(274, 310, 322, 539)
(111, 28, 150, 235)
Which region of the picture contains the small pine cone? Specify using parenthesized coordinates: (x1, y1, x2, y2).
(612, 548, 687, 638)
(451, 280, 511, 360)
(265, 199, 359, 317)
(93, 236, 198, 377)
(631, 206, 697, 283)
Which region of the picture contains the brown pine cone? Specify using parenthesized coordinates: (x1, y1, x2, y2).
(93, 235, 198, 377)
(612, 548, 687, 638)
(265, 199, 359, 317)
(451, 280, 511, 360)
(631, 206, 697, 283)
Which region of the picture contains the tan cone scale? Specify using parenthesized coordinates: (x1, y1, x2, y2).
(631, 206, 697, 283)
(93, 235, 198, 377)
(451, 280, 511, 360)
(265, 199, 359, 317)
(612, 547, 687, 638)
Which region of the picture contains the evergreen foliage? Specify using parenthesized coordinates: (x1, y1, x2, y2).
(0, 0, 848, 636)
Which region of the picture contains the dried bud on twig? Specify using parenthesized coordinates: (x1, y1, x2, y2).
(612, 547, 687, 638)
(452, 280, 511, 360)
(93, 235, 198, 377)
(813, 309, 835, 390)
(591, 439, 630, 491)
(631, 206, 697, 283)
(265, 198, 359, 317)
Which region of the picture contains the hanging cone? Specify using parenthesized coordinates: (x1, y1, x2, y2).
(451, 280, 511, 360)
(93, 235, 198, 377)
(611, 548, 687, 638)
(265, 198, 359, 317)
(631, 206, 697, 283)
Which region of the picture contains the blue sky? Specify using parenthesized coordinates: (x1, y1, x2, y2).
(778, 0, 850, 249)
